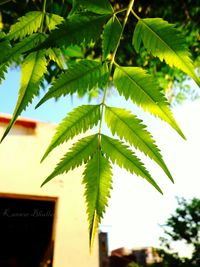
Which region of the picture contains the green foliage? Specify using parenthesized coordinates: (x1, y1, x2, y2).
(36, 60, 108, 107)
(113, 66, 185, 139)
(41, 104, 100, 161)
(1, 50, 48, 141)
(36, 12, 111, 49)
(105, 106, 173, 181)
(0, 0, 199, 249)
(132, 17, 200, 87)
(83, 150, 113, 249)
(162, 197, 200, 245)
(102, 16, 122, 61)
(7, 11, 44, 40)
(45, 48, 65, 69)
(45, 13, 64, 30)
(71, 0, 113, 15)
(0, 63, 8, 83)
(158, 197, 200, 266)
(149, 248, 192, 267)
(41, 134, 98, 186)
(0, 33, 47, 65)
(101, 134, 162, 194)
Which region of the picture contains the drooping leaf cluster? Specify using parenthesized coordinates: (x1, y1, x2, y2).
(1, 0, 199, 102)
(0, 0, 199, 248)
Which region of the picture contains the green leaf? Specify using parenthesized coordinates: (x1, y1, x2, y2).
(36, 60, 108, 107)
(7, 11, 44, 40)
(63, 45, 84, 58)
(105, 106, 173, 182)
(0, 33, 47, 65)
(33, 12, 111, 50)
(1, 51, 47, 141)
(113, 66, 185, 139)
(45, 48, 65, 69)
(71, 0, 113, 15)
(41, 104, 101, 161)
(0, 63, 8, 83)
(132, 18, 200, 87)
(101, 134, 162, 194)
(45, 13, 64, 31)
(41, 134, 98, 187)
(83, 150, 113, 249)
(102, 16, 122, 61)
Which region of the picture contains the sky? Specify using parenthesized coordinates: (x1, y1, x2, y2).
(0, 68, 200, 257)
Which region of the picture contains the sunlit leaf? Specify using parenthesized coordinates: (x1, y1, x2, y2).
(132, 17, 200, 86)
(83, 150, 113, 249)
(101, 134, 162, 193)
(41, 134, 98, 186)
(114, 66, 185, 139)
(41, 105, 101, 161)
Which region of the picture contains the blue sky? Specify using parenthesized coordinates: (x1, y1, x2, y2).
(1, 68, 200, 257)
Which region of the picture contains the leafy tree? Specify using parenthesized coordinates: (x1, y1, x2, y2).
(160, 197, 200, 265)
(0, 0, 199, 248)
(149, 248, 194, 267)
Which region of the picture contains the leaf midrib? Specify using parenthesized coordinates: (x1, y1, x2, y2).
(115, 67, 178, 130)
(116, 66, 160, 104)
(14, 52, 40, 116)
(8, 12, 43, 40)
(45, 135, 98, 182)
(107, 107, 165, 166)
(44, 62, 104, 99)
(49, 105, 100, 152)
(2, 34, 40, 65)
(102, 135, 149, 178)
(140, 19, 192, 71)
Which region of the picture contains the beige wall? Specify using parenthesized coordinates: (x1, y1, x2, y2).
(0, 114, 99, 267)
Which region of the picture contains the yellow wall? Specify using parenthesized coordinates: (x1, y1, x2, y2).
(0, 115, 99, 267)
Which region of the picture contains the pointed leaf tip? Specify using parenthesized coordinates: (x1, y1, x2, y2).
(83, 151, 113, 250)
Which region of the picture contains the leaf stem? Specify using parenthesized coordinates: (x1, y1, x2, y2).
(43, 0, 47, 13)
(98, 0, 136, 140)
(40, 0, 48, 34)
(131, 9, 141, 21)
(114, 8, 127, 15)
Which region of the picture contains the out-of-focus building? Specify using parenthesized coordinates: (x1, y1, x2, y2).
(99, 232, 109, 267)
(132, 247, 162, 265)
(110, 246, 162, 266)
(0, 114, 99, 267)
